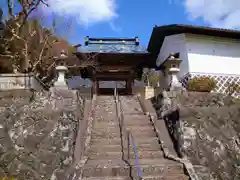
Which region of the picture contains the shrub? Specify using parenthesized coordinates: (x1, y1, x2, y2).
(187, 76, 217, 92)
(225, 82, 240, 96)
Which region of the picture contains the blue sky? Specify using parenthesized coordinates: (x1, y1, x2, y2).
(1, 0, 240, 46)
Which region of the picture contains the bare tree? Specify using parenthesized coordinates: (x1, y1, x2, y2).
(0, 0, 81, 85)
(1, 0, 99, 87)
(7, 0, 48, 24)
(1, 0, 49, 71)
(142, 68, 160, 87)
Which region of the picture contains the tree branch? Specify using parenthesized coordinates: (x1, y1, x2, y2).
(22, 0, 48, 26)
(32, 35, 49, 71)
(11, 29, 26, 42)
(7, 0, 14, 19)
(0, 54, 14, 58)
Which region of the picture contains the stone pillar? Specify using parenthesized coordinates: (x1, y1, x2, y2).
(54, 66, 68, 88)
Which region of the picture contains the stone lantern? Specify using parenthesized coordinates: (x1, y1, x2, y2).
(54, 50, 68, 88)
(164, 53, 183, 91)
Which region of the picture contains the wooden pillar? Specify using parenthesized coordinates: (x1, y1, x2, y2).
(92, 79, 96, 94)
(96, 79, 99, 95)
(126, 78, 133, 94)
(127, 70, 134, 94)
(92, 69, 97, 95)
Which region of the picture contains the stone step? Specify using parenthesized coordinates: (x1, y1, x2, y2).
(92, 123, 119, 129)
(94, 117, 117, 122)
(95, 105, 115, 109)
(94, 112, 116, 116)
(94, 122, 120, 128)
(90, 137, 159, 146)
(123, 114, 150, 121)
(95, 120, 152, 128)
(89, 143, 161, 153)
(126, 126, 154, 132)
(120, 99, 143, 114)
(89, 145, 122, 153)
(83, 159, 185, 177)
(93, 119, 151, 125)
(130, 130, 156, 137)
(123, 120, 152, 126)
(133, 175, 189, 180)
(91, 128, 157, 138)
(94, 116, 116, 120)
(94, 115, 150, 124)
(91, 130, 120, 138)
(92, 125, 156, 134)
(82, 173, 189, 180)
(128, 150, 164, 159)
(94, 125, 154, 133)
(88, 151, 122, 160)
(90, 137, 121, 145)
(91, 128, 120, 135)
(88, 150, 164, 160)
(91, 130, 156, 139)
(82, 177, 131, 180)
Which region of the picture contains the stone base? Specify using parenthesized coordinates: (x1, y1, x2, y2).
(169, 82, 185, 91)
(54, 82, 68, 88)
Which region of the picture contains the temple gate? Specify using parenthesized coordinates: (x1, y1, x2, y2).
(75, 37, 153, 95)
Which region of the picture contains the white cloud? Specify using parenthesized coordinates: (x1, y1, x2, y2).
(42, 0, 117, 26)
(184, 0, 240, 29)
(109, 21, 122, 33)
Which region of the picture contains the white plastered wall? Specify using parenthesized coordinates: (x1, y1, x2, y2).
(185, 34, 240, 75)
(156, 33, 189, 77)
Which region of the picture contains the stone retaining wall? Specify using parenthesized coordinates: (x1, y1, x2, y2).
(0, 88, 85, 179)
(152, 91, 240, 180)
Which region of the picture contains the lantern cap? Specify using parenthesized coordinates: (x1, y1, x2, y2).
(60, 50, 68, 58)
(167, 52, 180, 60)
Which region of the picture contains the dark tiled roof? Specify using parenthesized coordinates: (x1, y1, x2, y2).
(147, 24, 240, 57)
(78, 37, 148, 54)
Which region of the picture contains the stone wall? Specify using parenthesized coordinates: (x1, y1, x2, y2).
(0, 88, 85, 179)
(0, 73, 45, 90)
(152, 91, 240, 180)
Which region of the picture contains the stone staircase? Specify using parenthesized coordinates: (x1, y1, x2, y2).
(82, 95, 189, 180)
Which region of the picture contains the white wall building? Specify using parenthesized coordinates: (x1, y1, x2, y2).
(148, 24, 240, 97)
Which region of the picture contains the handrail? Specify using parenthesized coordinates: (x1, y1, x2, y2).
(128, 131, 143, 179)
(114, 86, 143, 180)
